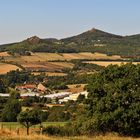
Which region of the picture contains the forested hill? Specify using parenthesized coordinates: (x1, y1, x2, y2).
(1, 28, 140, 58)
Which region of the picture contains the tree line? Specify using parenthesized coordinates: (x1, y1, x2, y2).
(43, 63, 140, 137)
(0, 63, 140, 136)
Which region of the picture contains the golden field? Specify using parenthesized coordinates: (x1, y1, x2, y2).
(3, 52, 122, 63)
(0, 52, 125, 74)
(84, 61, 140, 67)
(0, 52, 11, 57)
(66, 84, 87, 93)
(33, 72, 67, 76)
(21, 62, 74, 71)
(0, 129, 139, 140)
(0, 63, 21, 74)
(19, 52, 122, 62)
(62, 52, 122, 61)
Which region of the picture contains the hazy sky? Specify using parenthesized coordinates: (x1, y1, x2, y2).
(0, 0, 140, 44)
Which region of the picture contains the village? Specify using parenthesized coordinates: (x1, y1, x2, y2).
(0, 83, 88, 104)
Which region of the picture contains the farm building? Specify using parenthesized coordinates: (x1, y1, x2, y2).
(41, 92, 72, 99)
(0, 92, 40, 99)
(15, 83, 52, 94)
(16, 84, 36, 92)
(20, 92, 40, 98)
(59, 91, 88, 102)
(0, 93, 10, 98)
(37, 83, 47, 93)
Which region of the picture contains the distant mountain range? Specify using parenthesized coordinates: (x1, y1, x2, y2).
(1, 28, 140, 58)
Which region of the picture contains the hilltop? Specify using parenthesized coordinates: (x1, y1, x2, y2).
(1, 28, 140, 58)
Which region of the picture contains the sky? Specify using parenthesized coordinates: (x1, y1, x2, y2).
(0, 0, 140, 44)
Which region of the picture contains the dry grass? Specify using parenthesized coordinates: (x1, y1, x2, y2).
(34, 53, 65, 61)
(0, 129, 139, 140)
(1, 52, 122, 72)
(3, 52, 122, 63)
(46, 72, 67, 76)
(62, 52, 122, 60)
(1, 52, 123, 73)
(10, 53, 65, 62)
(84, 61, 140, 67)
(49, 62, 74, 68)
(67, 84, 87, 93)
(21, 62, 73, 72)
(0, 52, 11, 57)
(32, 72, 67, 76)
(31, 52, 121, 61)
(0, 63, 21, 74)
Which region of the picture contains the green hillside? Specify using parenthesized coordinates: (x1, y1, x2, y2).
(1, 28, 140, 58)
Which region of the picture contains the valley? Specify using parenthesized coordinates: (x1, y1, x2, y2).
(0, 28, 140, 139)
(0, 51, 124, 74)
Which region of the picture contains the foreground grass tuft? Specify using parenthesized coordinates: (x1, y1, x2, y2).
(0, 129, 140, 140)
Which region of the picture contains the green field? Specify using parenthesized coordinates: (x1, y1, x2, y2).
(0, 122, 139, 140)
(0, 122, 67, 129)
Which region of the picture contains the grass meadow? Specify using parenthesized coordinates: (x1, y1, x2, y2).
(0, 122, 67, 130)
(0, 129, 139, 140)
(0, 122, 140, 140)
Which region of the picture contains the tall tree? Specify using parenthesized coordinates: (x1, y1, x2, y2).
(17, 109, 43, 135)
(1, 99, 21, 122)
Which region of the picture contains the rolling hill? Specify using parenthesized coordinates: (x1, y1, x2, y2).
(1, 28, 140, 58)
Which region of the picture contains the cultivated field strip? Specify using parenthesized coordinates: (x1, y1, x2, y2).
(84, 61, 140, 67)
(0, 63, 21, 74)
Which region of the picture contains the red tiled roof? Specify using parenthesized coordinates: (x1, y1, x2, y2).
(16, 84, 36, 89)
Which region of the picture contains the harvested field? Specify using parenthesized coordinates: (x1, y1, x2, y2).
(21, 62, 74, 72)
(0, 52, 11, 57)
(62, 52, 122, 60)
(12, 53, 65, 62)
(84, 61, 140, 67)
(33, 72, 67, 76)
(43, 72, 67, 76)
(3, 52, 122, 63)
(49, 62, 74, 68)
(34, 53, 65, 61)
(1, 52, 123, 72)
(0, 63, 21, 74)
(67, 84, 87, 93)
